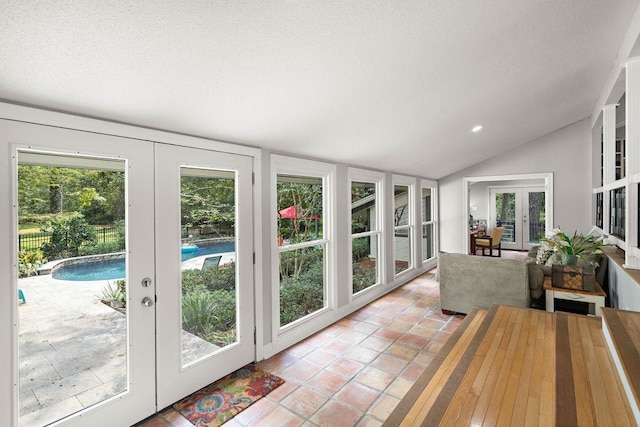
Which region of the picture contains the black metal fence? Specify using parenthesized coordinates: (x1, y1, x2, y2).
(18, 226, 119, 252)
(497, 220, 546, 244)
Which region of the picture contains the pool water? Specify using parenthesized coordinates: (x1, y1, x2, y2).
(52, 241, 235, 281)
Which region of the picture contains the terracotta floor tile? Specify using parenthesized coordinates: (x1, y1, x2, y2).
(372, 328, 403, 341)
(138, 417, 170, 427)
(337, 329, 368, 344)
(385, 343, 418, 361)
(353, 321, 380, 335)
(368, 394, 401, 421)
(396, 313, 422, 324)
(424, 340, 444, 354)
(356, 414, 384, 427)
(344, 346, 380, 364)
(397, 332, 429, 349)
(385, 320, 413, 333)
(354, 366, 396, 391)
(369, 353, 408, 375)
(232, 395, 275, 425)
(161, 409, 192, 427)
(280, 359, 323, 382)
(334, 381, 379, 412)
(285, 341, 317, 358)
(257, 350, 298, 373)
(418, 317, 446, 330)
(360, 336, 393, 352)
(407, 325, 438, 340)
(251, 405, 304, 427)
(433, 331, 453, 343)
(303, 348, 340, 367)
(322, 323, 349, 337)
(413, 350, 435, 366)
(310, 399, 363, 427)
(386, 377, 414, 399)
(402, 306, 429, 316)
(326, 357, 365, 379)
(266, 380, 298, 402)
(323, 339, 352, 355)
(348, 310, 370, 321)
(303, 331, 335, 347)
(400, 362, 426, 381)
(426, 310, 453, 322)
(364, 315, 390, 326)
(307, 370, 349, 395)
(280, 386, 329, 418)
(336, 317, 359, 328)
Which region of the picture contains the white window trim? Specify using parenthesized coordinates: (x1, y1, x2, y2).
(348, 168, 385, 301)
(270, 154, 336, 346)
(392, 174, 417, 278)
(421, 179, 438, 264)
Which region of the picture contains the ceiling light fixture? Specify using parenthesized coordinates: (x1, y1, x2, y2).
(471, 125, 483, 133)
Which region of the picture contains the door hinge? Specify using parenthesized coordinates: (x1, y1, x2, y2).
(253, 252, 256, 264)
(254, 328, 257, 344)
(252, 172, 255, 185)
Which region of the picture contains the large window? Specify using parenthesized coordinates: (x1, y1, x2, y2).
(595, 192, 604, 229)
(349, 169, 383, 295)
(393, 176, 414, 275)
(421, 182, 436, 262)
(273, 156, 333, 330)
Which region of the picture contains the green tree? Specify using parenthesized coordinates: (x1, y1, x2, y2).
(41, 214, 96, 259)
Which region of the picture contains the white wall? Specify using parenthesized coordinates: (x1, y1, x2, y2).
(439, 119, 592, 253)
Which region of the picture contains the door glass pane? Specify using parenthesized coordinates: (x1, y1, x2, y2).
(422, 224, 434, 261)
(352, 235, 379, 294)
(351, 181, 376, 234)
(495, 192, 516, 244)
(180, 168, 238, 366)
(17, 152, 127, 426)
(528, 191, 545, 243)
(279, 245, 325, 327)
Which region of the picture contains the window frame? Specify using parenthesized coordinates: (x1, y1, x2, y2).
(348, 168, 385, 298)
(392, 174, 416, 277)
(270, 154, 336, 340)
(421, 179, 437, 264)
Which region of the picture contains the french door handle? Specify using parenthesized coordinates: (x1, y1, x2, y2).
(141, 296, 154, 307)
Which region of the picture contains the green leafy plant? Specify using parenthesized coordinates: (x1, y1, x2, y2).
(41, 213, 96, 259)
(539, 229, 606, 257)
(18, 249, 45, 278)
(100, 280, 126, 308)
(181, 289, 236, 346)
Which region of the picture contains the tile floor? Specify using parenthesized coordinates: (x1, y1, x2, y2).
(138, 269, 466, 426)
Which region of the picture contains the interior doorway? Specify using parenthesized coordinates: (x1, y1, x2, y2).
(463, 173, 553, 254)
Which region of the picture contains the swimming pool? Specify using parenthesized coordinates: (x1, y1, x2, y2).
(52, 241, 235, 281)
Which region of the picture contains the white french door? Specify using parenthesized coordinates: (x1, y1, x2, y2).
(2, 120, 255, 426)
(490, 186, 546, 251)
(4, 120, 156, 426)
(154, 144, 255, 409)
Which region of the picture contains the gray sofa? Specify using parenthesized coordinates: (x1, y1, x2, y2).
(438, 252, 535, 314)
(438, 251, 609, 315)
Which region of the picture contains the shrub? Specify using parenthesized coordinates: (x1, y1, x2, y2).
(78, 241, 123, 256)
(352, 237, 369, 262)
(182, 289, 236, 346)
(280, 262, 324, 325)
(41, 213, 96, 259)
(100, 280, 126, 308)
(18, 249, 45, 278)
(181, 263, 236, 294)
(353, 263, 377, 294)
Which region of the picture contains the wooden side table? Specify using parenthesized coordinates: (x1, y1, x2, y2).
(543, 277, 606, 316)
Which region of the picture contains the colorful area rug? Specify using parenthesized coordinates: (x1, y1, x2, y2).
(173, 364, 284, 426)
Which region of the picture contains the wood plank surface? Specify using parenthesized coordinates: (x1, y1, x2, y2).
(386, 305, 636, 426)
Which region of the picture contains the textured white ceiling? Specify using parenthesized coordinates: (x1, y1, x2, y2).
(1, 1, 638, 178)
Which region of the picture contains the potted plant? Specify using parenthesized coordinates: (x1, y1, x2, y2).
(539, 229, 606, 266)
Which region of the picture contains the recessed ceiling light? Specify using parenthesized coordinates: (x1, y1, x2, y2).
(471, 125, 483, 133)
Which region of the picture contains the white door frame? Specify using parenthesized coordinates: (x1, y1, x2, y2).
(1, 120, 157, 426)
(463, 173, 553, 254)
(155, 144, 255, 409)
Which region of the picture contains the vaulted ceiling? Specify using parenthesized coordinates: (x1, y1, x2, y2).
(1, 1, 638, 178)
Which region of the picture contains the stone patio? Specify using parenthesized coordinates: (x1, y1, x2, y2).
(17, 258, 226, 426)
